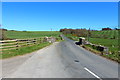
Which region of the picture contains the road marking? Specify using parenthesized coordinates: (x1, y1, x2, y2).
(84, 67, 102, 80)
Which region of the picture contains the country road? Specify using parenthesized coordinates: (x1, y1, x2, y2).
(1, 35, 119, 79)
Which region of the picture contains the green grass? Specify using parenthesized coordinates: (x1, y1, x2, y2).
(65, 34, 79, 41)
(5, 30, 61, 39)
(84, 44, 119, 62)
(90, 30, 118, 39)
(88, 38, 118, 53)
(0, 42, 51, 59)
(88, 38, 119, 62)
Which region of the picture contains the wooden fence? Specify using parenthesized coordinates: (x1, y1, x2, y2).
(0, 37, 45, 51)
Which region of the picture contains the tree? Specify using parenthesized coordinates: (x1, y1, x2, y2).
(102, 27, 112, 30)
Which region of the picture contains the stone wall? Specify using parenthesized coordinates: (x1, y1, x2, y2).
(44, 37, 56, 43)
(76, 37, 109, 54)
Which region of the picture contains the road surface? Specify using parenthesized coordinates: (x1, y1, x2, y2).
(1, 35, 119, 79)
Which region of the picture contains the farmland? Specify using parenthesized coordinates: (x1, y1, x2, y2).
(89, 30, 119, 53)
(90, 30, 118, 39)
(5, 30, 61, 39)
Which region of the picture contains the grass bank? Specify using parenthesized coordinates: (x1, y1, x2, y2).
(88, 38, 118, 54)
(65, 34, 79, 41)
(0, 42, 51, 59)
(83, 44, 119, 63)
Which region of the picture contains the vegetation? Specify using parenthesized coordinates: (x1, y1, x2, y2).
(60, 28, 119, 39)
(88, 38, 118, 53)
(5, 30, 61, 39)
(84, 44, 119, 62)
(65, 34, 79, 41)
(0, 42, 51, 59)
(60, 28, 88, 37)
(90, 30, 118, 39)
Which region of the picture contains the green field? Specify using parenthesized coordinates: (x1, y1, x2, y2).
(88, 38, 118, 53)
(89, 30, 119, 54)
(90, 30, 118, 39)
(5, 30, 61, 39)
(87, 38, 119, 62)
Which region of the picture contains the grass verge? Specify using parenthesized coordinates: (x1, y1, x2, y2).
(82, 45, 119, 63)
(0, 42, 51, 59)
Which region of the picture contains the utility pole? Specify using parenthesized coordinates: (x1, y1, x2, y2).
(87, 28, 90, 41)
(50, 28, 52, 37)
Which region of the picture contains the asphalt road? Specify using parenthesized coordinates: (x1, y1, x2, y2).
(2, 35, 118, 79)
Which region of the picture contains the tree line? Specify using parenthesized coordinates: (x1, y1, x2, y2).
(59, 27, 119, 38)
(60, 28, 90, 37)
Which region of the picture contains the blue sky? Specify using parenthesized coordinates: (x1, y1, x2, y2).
(2, 2, 118, 31)
(2, 0, 120, 2)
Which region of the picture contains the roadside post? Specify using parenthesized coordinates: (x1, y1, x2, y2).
(104, 47, 109, 54)
(16, 40, 19, 50)
(79, 37, 85, 45)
